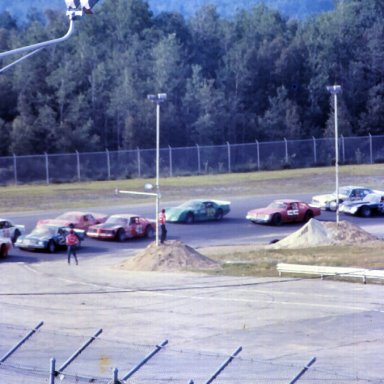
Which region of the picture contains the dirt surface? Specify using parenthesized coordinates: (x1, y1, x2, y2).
(269, 219, 379, 249)
(119, 240, 220, 271)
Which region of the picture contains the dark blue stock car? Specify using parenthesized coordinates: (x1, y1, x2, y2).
(15, 225, 85, 253)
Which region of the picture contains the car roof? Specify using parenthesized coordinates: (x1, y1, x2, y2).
(109, 214, 139, 219)
(273, 199, 301, 204)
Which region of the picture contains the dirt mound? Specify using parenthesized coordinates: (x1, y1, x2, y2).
(269, 219, 379, 249)
(120, 240, 220, 272)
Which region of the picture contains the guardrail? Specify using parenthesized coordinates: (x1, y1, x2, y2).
(276, 263, 384, 284)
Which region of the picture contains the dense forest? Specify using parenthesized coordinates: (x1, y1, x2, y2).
(0, 0, 383, 156)
(1, 0, 335, 20)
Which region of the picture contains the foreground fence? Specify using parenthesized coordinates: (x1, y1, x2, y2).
(1, 134, 384, 185)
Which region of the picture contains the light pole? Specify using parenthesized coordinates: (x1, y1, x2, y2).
(147, 93, 167, 246)
(326, 84, 342, 225)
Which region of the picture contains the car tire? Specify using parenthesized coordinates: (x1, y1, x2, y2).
(116, 229, 126, 242)
(145, 226, 155, 239)
(185, 213, 195, 224)
(360, 206, 372, 218)
(48, 241, 56, 253)
(272, 213, 282, 226)
(0, 244, 8, 258)
(12, 229, 21, 243)
(215, 209, 224, 221)
(304, 210, 314, 222)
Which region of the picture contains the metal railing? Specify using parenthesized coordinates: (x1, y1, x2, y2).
(1, 134, 383, 185)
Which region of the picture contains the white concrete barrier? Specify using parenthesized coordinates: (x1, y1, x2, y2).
(276, 263, 384, 284)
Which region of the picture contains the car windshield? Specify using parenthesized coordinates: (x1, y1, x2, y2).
(106, 217, 127, 225)
(31, 226, 57, 236)
(178, 201, 200, 209)
(56, 213, 79, 221)
(268, 201, 287, 209)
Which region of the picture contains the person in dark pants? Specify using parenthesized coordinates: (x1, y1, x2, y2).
(159, 208, 167, 244)
(66, 228, 79, 265)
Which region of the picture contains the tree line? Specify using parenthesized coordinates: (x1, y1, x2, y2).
(0, 0, 383, 156)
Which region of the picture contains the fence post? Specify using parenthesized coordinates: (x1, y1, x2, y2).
(312, 136, 317, 165)
(226, 142, 231, 173)
(256, 140, 260, 170)
(106, 149, 111, 180)
(169, 145, 173, 177)
(340, 135, 345, 163)
(45, 152, 50, 184)
(369, 133, 373, 164)
(13, 153, 18, 185)
(288, 356, 316, 384)
(284, 137, 289, 164)
(137, 147, 141, 178)
(49, 358, 56, 384)
(196, 144, 201, 174)
(76, 150, 81, 181)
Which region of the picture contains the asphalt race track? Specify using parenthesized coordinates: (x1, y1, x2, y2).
(6, 193, 384, 262)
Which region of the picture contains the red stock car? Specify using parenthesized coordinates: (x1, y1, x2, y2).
(86, 214, 155, 242)
(246, 199, 321, 226)
(37, 211, 108, 231)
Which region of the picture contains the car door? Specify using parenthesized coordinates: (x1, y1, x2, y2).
(286, 203, 299, 222)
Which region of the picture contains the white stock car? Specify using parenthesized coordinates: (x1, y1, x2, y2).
(311, 186, 376, 211)
(0, 219, 25, 243)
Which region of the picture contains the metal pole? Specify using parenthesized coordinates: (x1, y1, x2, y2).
(284, 137, 289, 164)
(205, 346, 242, 384)
(169, 145, 173, 177)
(45, 152, 50, 184)
(137, 147, 141, 178)
(312, 136, 317, 165)
(49, 358, 56, 384)
(369, 133, 373, 164)
(256, 140, 260, 170)
(0, 18, 76, 73)
(122, 339, 168, 381)
(334, 92, 339, 225)
(288, 356, 316, 384)
(0, 321, 44, 363)
(227, 141, 231, 173)
(13, 153, 17, 185)
(196, 144, 201, 174)
(155, 103, 160, 247)
(106, 149, 111, 180)
(76, 150, 81, 181)
(57, 328, 103, 373)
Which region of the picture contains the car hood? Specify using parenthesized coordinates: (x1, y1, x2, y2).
(90, 223, 120, 230)
(312, 193, 347, 202)
(247, 208, 279, 215)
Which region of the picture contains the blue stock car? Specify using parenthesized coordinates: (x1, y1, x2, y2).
(339, 193, 384, 217)
(15, 224, 85, 253)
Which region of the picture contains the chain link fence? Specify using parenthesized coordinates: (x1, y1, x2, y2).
(0, 323, 370, 384)
(1, 135, 383, 185)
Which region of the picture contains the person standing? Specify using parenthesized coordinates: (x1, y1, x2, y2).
(66, 228, 79, 265)
(159, 208, 167, 244)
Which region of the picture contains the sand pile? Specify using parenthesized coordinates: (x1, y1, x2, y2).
(269, 219, 379, 249)
(120, 240, 220, 272)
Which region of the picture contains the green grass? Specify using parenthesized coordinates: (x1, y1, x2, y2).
(1, 164, 383, 213)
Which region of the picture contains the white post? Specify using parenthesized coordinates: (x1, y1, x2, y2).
(327, 85, 342, 226)
(156, 103, 160, 247)
(334, 92, 339, 225)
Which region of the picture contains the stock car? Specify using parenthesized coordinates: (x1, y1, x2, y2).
(87, 214, 155, 241)
(311, 186, 375, 211)
(246, 199, 321, 226)
(166, 199, 231, 224)
(37, 211, 108, 231)
(0, 237, 12, 258)
(0, 219, 25, 243)
(15, 225, 85, 253)
(339, 193, 384, 217)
